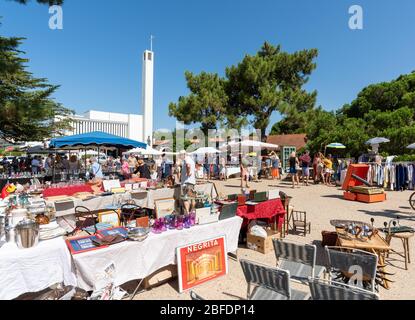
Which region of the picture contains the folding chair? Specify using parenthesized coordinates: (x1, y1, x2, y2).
(325, 246, 378, 292)
(273, 240, 325, 284)
(308, 278, 379, 300)
(240, 259, 310, 300)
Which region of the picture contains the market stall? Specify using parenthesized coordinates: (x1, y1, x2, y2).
(71, 216, 243, 291)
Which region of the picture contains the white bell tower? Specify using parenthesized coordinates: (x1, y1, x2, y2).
(142, 46, 154, 147)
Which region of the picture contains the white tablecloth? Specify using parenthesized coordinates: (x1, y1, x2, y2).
(50, 183, 218, 215)
(0, 237, 77, 300)
(72, 216, 243, 291)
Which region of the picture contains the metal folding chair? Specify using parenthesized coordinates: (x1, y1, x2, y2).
(308, 278, 379, 300)
(240, 259, 310, 300)
(273, 240, 325, 284)
(325, 246, 378, 292)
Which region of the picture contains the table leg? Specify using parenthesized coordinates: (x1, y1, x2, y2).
(373, 249, 390, 290)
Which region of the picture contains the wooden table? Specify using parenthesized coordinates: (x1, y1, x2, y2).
(336, 228, 392, 289)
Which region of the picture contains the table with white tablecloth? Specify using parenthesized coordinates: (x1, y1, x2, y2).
(71, 216, 243, 291)
(49, 183, 218, 216)
(0, 237, 77, 300)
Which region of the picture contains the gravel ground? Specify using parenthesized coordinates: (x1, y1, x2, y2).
(134, 178, 415, 300)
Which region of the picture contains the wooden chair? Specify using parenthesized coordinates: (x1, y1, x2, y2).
(308, 278, 379, 300)
(292, 210, 311, 237)
(240, 259, 310, 300)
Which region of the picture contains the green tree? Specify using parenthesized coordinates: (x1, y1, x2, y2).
(342, 72, 415, 118)
(225, 42, 318, 137)
(0, 35, 73, 143)
(169, 42, 318, 138)
(168, 72, 228, 135)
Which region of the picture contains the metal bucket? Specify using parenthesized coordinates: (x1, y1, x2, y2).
(15, 219, 40, 249)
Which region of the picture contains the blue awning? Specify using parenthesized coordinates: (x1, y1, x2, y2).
(50, 131, 147, 150)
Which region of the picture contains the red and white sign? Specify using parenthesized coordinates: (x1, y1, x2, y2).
(176, 236, 228, 293)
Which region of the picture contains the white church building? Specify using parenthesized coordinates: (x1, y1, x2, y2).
(64, 49, 154, 146)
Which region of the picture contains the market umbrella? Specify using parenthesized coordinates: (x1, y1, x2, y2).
(190, 147, 221, 154)
(407, 143, 415, 150)
(365, 137, 390, 145)
(326, 143, 346, 149)
(50, 131, 146, 150)
(125, 146, 163, 156)
(220, 140, 279, 151)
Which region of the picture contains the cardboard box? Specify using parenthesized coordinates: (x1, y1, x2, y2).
(247, 229, 280, 254)
(356, 192, 386, 203)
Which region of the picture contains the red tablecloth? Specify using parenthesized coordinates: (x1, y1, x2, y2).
(237, 198, 286, 231)
(43, 185, 94, 198)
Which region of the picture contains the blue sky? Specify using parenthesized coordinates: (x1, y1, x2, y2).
(1, 0, 415, 133)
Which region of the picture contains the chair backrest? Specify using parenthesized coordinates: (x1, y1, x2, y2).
(308, 278, 379, 300)
(325, 246, 378, 289)
(273, 240, 316, 268)
(190, 291, 205, 300)
(74, 206, 96, 232)
(240, 259, 291, 299)
(292, 211, 306, 222)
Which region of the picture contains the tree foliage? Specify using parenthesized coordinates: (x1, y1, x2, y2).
(0, 34, 73, 143)
(272, 71, 415, 157)
(169, 42, 318, 137)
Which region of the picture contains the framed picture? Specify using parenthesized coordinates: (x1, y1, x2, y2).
(154, 198, 175, 218)
(125, 184, 133, 191)
(176, 236, 228, 293)
(66, 235, 108, 255)
(98, 211, 120, 227)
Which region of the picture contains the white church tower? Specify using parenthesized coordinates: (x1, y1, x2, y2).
(142, 49, 154, 147)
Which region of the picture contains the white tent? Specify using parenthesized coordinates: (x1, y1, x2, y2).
(190, 147, 221, 154)
(124, 146, 163, 156)
(220, 140, 279, 151)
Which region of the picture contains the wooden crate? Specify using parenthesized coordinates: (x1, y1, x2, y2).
(247, 229, 280, 254)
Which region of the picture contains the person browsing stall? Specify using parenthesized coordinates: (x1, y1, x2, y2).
(90, 157, 104, 179)
(299, 150, 311, 186)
